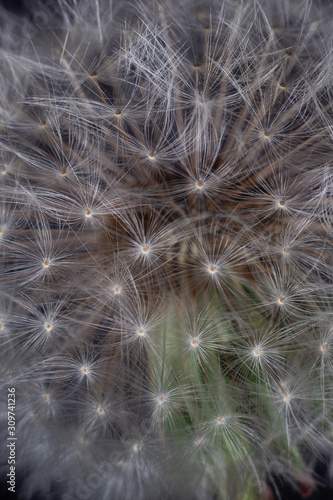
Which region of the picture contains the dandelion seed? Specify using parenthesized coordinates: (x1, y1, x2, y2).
(81, 366, 90, 376)
(283, 394, 292, 403)
(216, 416, 226, 425)
(191, 337, 199, 347)
(43, 259, 50, 268)
(45, 322, 53, 331)
(194, 437, 204, 446)
(85, 209, 93, 217)
(1, 166, 7, 175)
(208, 265, 217, 274)
(137, 327, 146, 337)
(132, 443, 141, 452)
(253, 347, 261, 357)
(113, 286, 121, 295)
(97, 406, 105, 414)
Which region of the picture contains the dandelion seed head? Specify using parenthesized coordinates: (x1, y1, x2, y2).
(1, 0, 332, 497)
